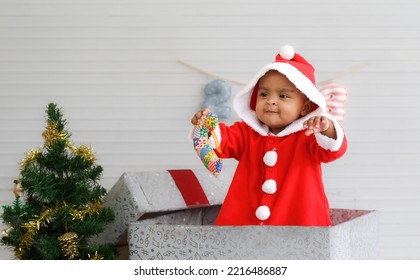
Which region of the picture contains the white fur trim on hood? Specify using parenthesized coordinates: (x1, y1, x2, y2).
(233, 62, 327, 137)
(232, 59, 344, 150)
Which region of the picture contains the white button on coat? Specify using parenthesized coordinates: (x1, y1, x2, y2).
(255, 205, 271, 221)
(262, 179, 277, 194)
(263, 150, 277, 167)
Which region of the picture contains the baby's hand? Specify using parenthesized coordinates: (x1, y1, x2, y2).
(191, 108, 211, 125)
(303, 116, 331, 136)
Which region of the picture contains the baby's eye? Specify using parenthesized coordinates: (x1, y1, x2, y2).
(259, 92, 268, 97)
(279, 94, 289, 99)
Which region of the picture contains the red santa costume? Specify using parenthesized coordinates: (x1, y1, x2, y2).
(210, 45, 347, 226)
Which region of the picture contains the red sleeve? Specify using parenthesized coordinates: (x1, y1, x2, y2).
(309, 133, 348, 163)
(214, 121, 249, 161)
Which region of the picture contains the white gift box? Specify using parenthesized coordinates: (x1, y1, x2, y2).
(92, 169, 232, 257)
(127, 207, 378, 260)
(95, 170, 378, 260)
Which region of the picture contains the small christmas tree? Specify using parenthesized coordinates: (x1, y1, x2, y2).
(1, 103, 117, 259)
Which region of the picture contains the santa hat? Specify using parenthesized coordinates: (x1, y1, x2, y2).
(233, 45, 328, 136)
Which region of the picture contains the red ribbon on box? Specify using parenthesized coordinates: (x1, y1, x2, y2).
(168, 169, 210, 208)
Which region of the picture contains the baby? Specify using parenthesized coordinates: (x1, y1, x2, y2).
(191, 45, 347, 226)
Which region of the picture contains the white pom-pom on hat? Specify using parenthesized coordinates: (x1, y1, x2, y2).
(256, 205, 271, 221)
(262, 179, 277, 194)
(279, 45, 295, 60)
(263, 150, 277, 167)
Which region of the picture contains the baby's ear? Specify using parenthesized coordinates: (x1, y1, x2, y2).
(301, 101, 314, 116)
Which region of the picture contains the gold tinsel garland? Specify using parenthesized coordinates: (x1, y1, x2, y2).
(58, 232, 79, 259)
(20, 121, 97, 172)
(70, 200, 102, 221)
(68, 143, 96, 164)
(17, 201, 103, 259)
(17, 204, 60, 259)
(42, 121, 68, 147)
(20, 149, 41, 170)
(20, 143, 96, 170)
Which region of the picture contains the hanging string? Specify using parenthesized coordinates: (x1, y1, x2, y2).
(317, 60, 372, 86)
(177, 58, 246, 85)
(177, 58, 371, 86)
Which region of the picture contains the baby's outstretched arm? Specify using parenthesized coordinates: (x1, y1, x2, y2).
(303, 116, 337, 140)
(191, 108, 211, 125)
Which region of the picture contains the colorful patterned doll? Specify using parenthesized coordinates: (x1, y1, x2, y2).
(192, 111, 223, 176)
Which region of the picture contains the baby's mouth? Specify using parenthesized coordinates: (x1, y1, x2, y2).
(264, 109, 279, 114)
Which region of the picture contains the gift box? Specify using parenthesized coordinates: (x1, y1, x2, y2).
(95, 169, 378, 260)
(128, 207, 378, 260)
(92, 169, 232, 258)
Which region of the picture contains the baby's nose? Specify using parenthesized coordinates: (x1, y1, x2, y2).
(268, 98, 277, 105)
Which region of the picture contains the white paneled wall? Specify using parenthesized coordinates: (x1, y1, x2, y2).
(1, 0, 419, 260)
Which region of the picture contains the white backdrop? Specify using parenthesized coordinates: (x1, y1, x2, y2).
(1, 0, 420, 259)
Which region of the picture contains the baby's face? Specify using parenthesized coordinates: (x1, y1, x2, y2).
(255, 70, 311, 134)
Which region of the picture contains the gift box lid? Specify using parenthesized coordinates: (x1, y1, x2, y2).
(93, 169, 232, 244)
